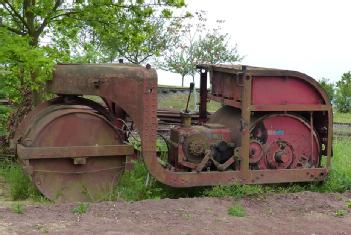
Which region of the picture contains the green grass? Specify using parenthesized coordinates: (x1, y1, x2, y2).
(2, 138, 350, 202)
(0, 159, 44, 201)
(111, 160, 205, 201)
(315, 138, 351, 192)
(158, 93, 221, 113)
(1, 137, 350, 203)
(228, 203, 246, 217)
(334, 112, 351, 123)
(72, 202, 89, 215)
(204, 184, 264, 198)
(114, 138, 351, 201)
(11, 202, 25, 214)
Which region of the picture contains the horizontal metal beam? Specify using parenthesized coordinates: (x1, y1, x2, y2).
(157, 167, 328, 187)
(250, 104, 330, 112)
(17, 144, 134, 160)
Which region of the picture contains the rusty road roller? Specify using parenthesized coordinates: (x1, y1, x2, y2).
(11, 63, 333, 202)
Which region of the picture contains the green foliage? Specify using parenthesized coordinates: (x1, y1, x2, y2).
(228, 203, 246, 217)
(0, 28, 56, 103)
(72, 202, 90, 215)
(158, 14, 242, 86)
(335, 72, 351, 113)
(113, 160, 163, 201)
(335, 209, 347, 217)
(314, 139, 351, 193)
(10, 202, 25, 214)
(346, 199, 351, 209)
(204, 184, 264, 198)
(319, 78, 335, 102)
(96, 13, 184, 64)
(334, 112, 351, 123)
(113, 160, 204, 201)
(193, 25, 242, 64)
(0, 0, 187, 104)
(0, 160, 43, 201)
(0, 105, 12, 136)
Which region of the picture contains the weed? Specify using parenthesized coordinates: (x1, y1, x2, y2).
(112, 159, 205, 201)
(346, 199, 351, 209)
(335, 209, 347, 217)
(34, 224, 49, 233)
(228, 203, 246, 217)
(183, 213, 193, 220)
(72, 202, 89, 215)
(204, 184, 264, 198)
(11, 202, 24, 214)
(0, 160, 43, 201)
(314, 139, 351, 193)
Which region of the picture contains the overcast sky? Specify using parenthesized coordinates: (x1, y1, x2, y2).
(158, 0, 351, 86)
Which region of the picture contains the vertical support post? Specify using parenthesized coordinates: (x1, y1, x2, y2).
(240, 67, 251, 181)
(199, 69, 208, 123)
(310, 112, 314, 162)
(326, 107, 333, 168)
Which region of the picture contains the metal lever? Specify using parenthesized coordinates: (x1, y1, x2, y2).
(185, 82, 195, 113)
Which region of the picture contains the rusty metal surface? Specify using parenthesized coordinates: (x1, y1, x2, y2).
(15, 98, 127, 202)
(199, 69, 208, 123)
(17, 144, 134, 160)
(14, 63, 334, 200)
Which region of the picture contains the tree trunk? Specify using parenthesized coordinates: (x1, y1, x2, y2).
(181, 76, 184, 87)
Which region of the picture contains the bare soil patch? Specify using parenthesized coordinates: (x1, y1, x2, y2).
(0, 191, 350, 235)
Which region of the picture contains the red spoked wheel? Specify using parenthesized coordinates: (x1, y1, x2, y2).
(250, 114, 320, 170)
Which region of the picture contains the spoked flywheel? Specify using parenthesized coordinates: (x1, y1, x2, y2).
(14, 97, 133, 202)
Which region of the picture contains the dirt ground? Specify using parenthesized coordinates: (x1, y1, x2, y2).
(0, 191, 350, 235)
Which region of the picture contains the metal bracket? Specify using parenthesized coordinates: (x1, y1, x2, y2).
(17, 144, 134, 160)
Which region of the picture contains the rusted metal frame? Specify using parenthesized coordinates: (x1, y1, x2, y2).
(17, 144, 134, 160)
(177, 144, 198, 170)
(250, 104, 330, 112)
(240, 70, 251, 181)
(199, 68, 208, 123)
(211, 156, 236, 171)
(150, 168, 328, 187)
(310, 112, 314, 166)
(195, 150, 211, 172)
(200, 65, 330, 107)
(246, 168, 328, 184)
(208, 94, 241, 109)
(133, 63, 327, 187)
(326, 106, 333, 168)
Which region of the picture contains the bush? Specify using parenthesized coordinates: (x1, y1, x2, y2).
(335, 96, 351, 113)
(0, 105, 11, 137)
(335, 72, 351, 113)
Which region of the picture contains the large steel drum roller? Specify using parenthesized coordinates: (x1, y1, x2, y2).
(14, 97, 133, 202)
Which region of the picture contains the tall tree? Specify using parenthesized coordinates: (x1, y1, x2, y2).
(335, 72, 351, 113)
(157, 11, 206, 86)
(319, 78, 335, 102)
(193, 21, 242, 66)
(158, 15, 242, 86)
(0, 0, 186, 105)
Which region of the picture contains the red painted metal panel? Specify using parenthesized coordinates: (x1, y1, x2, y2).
(252, 77, 324, 105)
